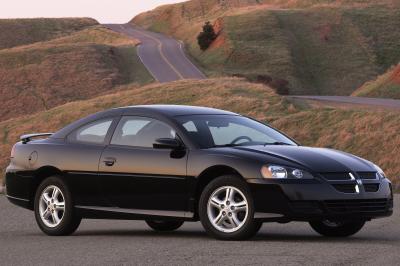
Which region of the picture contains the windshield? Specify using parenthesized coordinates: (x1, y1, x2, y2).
(176, 115, 297, 148)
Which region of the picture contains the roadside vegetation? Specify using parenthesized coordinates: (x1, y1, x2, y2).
(0, 25, 153, 122)
(353, 64, 400, 99)
(197, 21, 217, 50)
(132, 0, 400, 96)
(0, 18, 97, 50)
(0, 78, 399, 189)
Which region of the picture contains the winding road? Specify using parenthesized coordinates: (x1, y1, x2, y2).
(104, 24, 206, 83)
(291, 95, 400, 110)
(105, 24, 400, 110)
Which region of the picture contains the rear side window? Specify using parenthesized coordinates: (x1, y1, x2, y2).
(69, 119, 113, 144)
(111, 116, 176, 148)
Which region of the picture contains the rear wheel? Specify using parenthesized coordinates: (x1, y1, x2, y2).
(199, 175, 261, 240)
(34, 176, 81, 236)
(309, 219, 365, 237)
(145, 220, 184, 231)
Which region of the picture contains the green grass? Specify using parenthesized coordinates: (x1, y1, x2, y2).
(273, 8, 381, 95)
(344, 7, 400, 69)
(0, 18, 98, 50)
(133, 1, 400, 96)
(113, 46, 154, 85)
(0, 26, 153, 122)
(192, 6, 400, 95)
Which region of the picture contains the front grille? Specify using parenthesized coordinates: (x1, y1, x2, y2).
(332, 184, 356, 193)
(357, 172, 378, 180)
(321, 172, 351, 181)
(324, 199, 389, 213)
(364, 183, 380, 192)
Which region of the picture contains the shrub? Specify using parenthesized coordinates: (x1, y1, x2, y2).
(197, 21, 217, 51)
(256, 74, 273, 84)
(270, 78, 290, 95)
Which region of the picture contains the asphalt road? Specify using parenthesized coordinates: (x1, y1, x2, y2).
(0, 194, 398, 265)
(290, 95, 400, 110)
(104, 24, 206, 83)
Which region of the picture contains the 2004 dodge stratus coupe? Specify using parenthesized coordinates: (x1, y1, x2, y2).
(5, 105, 393, 240)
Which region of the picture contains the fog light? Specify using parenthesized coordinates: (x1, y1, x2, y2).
(292, 169, 304, 178)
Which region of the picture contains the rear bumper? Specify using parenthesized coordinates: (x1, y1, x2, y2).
(248, 178, 393, 222)
(5, 171, 35, 210)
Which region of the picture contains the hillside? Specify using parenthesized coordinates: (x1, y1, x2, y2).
(0, 78, 399, 189)
(352, 64, 400, 99)
(132, 0, 400, 95)
(0, 25, 153, 122)
(0, 18, 98, 50)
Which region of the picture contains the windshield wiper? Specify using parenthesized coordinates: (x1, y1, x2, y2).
(263, 142, 294, 146)
(213, 144, 243, 148)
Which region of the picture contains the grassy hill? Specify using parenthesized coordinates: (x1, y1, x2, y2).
(0, 25, 153, 122)
(0, 78, 399, 189)
(132, 0, 400, 95)
(0, 18, 98, 50)
(352, 64, 400, 99)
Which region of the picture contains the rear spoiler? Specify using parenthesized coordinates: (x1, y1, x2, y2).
(20, 133, 53, 144)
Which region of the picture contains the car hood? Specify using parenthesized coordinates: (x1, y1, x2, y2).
(234, 145, 375, 173)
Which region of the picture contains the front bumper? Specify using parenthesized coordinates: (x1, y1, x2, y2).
(248, 178, 393, 222)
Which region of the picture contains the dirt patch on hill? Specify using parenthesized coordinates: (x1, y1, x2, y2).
(389, 64, 400, 85)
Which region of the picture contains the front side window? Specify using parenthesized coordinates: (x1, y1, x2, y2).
(69, 119, 113, 144)
(176, 115, 297, 148)
(111, 116, 176, 148)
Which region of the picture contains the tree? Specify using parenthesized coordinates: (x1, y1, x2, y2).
(197, 21, 217, 51)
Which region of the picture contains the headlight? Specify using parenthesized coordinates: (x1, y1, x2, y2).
(373, 164, 386, 179)
(261, 165, 314, 179)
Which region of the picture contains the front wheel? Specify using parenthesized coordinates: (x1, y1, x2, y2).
(309, 219, 366, 237)
(34, 176, 81, 236)
(145, 220, 184, 231)
(199, 175, 261, 240)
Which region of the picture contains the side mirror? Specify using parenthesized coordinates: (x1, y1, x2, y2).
(153, 138, 183, 150)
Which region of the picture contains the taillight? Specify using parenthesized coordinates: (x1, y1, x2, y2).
(10, 144, 16, 158)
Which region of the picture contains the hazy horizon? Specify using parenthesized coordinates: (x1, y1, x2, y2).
(0, 0, 187, 23)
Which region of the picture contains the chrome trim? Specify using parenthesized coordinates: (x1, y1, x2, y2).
(349, 172, 356, 180)
(75, 205, 193, 218)
(6, 194, 30, 202)
(350, 173, 361, 194)
(68, 171, 186, 180)
(254, 212, 284, 219)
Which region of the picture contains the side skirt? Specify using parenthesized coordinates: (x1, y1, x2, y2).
(75, 205, 195, 221)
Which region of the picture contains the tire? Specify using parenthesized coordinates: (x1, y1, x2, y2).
(309, 219, 366, 237)
(199, 175, 260, 240)
(145, 220, 184, 231)
(34, 176, 81, 236)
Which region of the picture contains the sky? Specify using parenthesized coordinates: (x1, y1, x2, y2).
(0, 0, 187, 23)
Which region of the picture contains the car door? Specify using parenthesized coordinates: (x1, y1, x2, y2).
(98, 116, 189, 216)
(63, 117, 116, 206)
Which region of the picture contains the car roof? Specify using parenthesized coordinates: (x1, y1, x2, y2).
(51, 105, 237, 139)
(116, 105, 237, 117)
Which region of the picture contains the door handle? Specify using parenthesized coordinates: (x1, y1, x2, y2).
(103, 157, 116, 167)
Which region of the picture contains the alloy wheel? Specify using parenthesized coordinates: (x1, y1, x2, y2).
(207, 186, 249, 233)
(39, 185, 65, 228)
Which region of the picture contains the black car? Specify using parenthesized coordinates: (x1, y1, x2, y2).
(5, 105, 393, 240)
